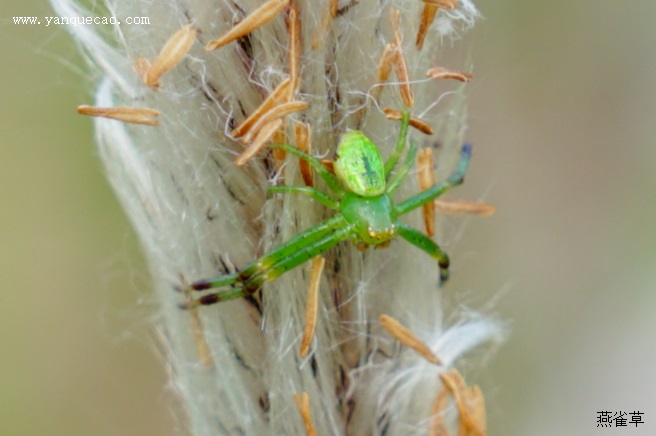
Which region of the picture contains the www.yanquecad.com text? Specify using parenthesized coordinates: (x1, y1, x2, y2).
(13, 16, 150, 26)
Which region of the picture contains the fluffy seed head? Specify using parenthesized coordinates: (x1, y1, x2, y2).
(52, 0, 504, 434)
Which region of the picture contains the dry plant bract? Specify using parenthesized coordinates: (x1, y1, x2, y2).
(380, 314, 442, 365)
(427, 66, 473, 82)
(144, 24, 197, 87)
(299, 256, 325, 358)
(205, 0, 291, 51)
(76, 105, 160, 126)
(384, 108, 434, 135)
(417, 147, 438, 237)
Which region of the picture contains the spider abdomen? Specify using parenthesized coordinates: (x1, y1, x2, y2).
(334, 131, 386, 197)
(341, 192, 397, 246)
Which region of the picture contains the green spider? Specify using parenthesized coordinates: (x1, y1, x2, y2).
(182, 112, 472, 308)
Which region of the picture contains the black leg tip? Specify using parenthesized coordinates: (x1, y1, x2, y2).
(438, 270, 450, 287)
(190, 280, 212, 291)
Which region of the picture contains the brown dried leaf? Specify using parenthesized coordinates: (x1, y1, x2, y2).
(146, 24, 197, 86)
(423, 0, 459, 9)
(243, 100, 308, 144)
(434, 199, 496, 216)
(295, 122, 314, 187)
(427, 66, 473, 83)
(384, 108, 434, 135)
(321, 160, 335, 174)
(293, 392, 318, 436)
(77, 105, 160, 126)
(288, 7, 302, 92)
(468, 385, 487, 435)
(394, 48, 414, 107)
(416, 4, 438, 49)
(380, 314, 442, 365)
(417, 148, 437, 237)
(371, 44, 396, 100)
(133, 58, 157, 87)
(439, 370, 486, 436)
(206, 0, 290, 51)
(300, 257, 325, 358)
(232, 77, 292, 138)
(429, 384, 452, 436)
(235, 118, 283, 166)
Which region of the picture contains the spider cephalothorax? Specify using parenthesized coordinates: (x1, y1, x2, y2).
(183, 112, 471, 307)
(335, 130, 398, 247)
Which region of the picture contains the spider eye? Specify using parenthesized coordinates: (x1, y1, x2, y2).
(367, 225, 396, 240)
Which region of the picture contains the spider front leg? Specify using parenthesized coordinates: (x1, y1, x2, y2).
(396, 144, 472, 215)
(396, 222, 450, 284)
(270, 143, 346, 197)
(267, 186, 340, 210)
(182, 216, 353, 308)
(384, 111, 411, 178)
(386, 140, 418, 195)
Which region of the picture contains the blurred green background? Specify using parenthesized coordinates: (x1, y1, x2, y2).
(1, 0, 654, 435)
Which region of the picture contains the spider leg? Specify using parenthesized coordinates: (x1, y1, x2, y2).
(190, 215, 347, 291)
(186, 224, 354, 307)
(270, 144, 346, 197)
(237, 215, 348, 279)
(182, 216, 351, 307)
(384, 111, 410, 178)
(180, 286, 247, 309)
(386, 140, 418, 195)
(396, 222, 451, 284)
(268, 186, 340, 210)
(396, 144, 472, 215)
(240, 223, 354, 292)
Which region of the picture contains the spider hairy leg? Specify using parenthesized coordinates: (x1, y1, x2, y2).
(181, 216, 352, 308)
(237, 215, 347, 279)
(267, 186, 340, 209)
(185, 226, 353, 307)
(396, 222, 450, 284)
(384, 110, 411, 178)
(189, 272, 240, 291)
(190, 215, 345, 291)
(240, 224, 353, 291)
(396, 144, 472, 215)
(179, 287, 247, 309)
(386, 141, 419, 194)
(270, 144, 345, 196)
